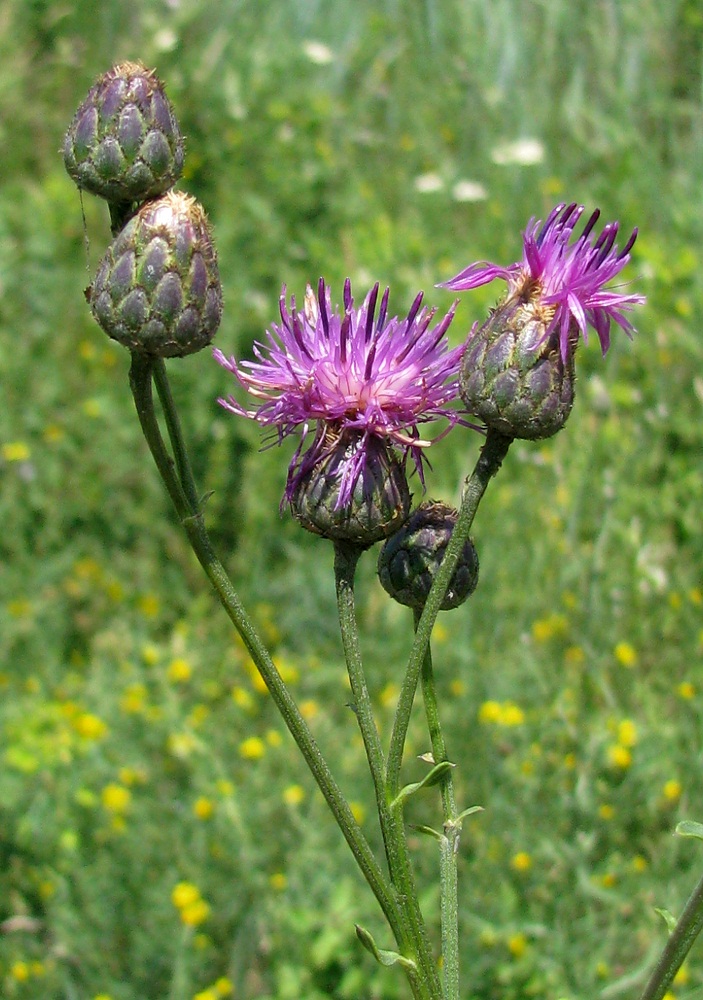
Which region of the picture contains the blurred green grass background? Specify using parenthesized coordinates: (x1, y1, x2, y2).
(1, 1, 703, 998)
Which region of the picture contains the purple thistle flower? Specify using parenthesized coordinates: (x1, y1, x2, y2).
(214, 278, 468, 510)
(440, 202, 645, 362)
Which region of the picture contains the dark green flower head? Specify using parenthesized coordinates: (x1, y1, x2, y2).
(90, 191, 222, 358)
(378, 501, 479, 610)
(63, 61, 184, 204)
(291, 431, 411, 548)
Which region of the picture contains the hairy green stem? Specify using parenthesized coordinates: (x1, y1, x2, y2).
(414, 611, 460, 1000)
(334, 541, 443, 1000)
(638, 870, 703, 1000)
(128, 353, 404, 948)
(333, 542, 391, 847)
(387, 428, 512, 799)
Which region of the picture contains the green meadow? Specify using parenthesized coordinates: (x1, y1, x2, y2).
(1, 1, 703, 997)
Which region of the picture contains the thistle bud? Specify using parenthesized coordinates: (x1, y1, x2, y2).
(460, 295, 577, 440)
(440, 203, 644, 441)
(290, 433, 411, 547)
(90, 191, 222, 357)
(378, 501, 479, 611)
(63, 61, 184, 204)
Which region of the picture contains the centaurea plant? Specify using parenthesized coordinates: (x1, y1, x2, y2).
(63, 63, 696, 1000)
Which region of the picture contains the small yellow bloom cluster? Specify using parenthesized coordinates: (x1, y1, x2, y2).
(10, 959, 47, 982)
(171, 881, 211, 927)
(507, 932, 528, 957)
(531, 613, 569, 642)
(606, 717, 639, 769)
(663, 779, 682, 802)
(283, 784, 305, 806)
(193, 976, 234, 1000)
(167, 657, 192, 683)
(239, 736, 266, 760)
(614, 641, 637, 668)
(193, 796, 215, 820)
(73, 712, 108, 740)
(510, 851, 532, 873)
(478, 700, 525, 726)
(101, 783, 131, 814)
(3, 441, 31, 462)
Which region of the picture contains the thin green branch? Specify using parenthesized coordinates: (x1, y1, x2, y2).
(128, 353, 403, 949)
(415, 610, 460, 1000)
(333, 541, 443, 1000)
(386, 429, 512, 798)
(638, 870, 703, 1000)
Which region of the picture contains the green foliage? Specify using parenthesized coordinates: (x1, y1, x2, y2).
(1, 1, 703, 998)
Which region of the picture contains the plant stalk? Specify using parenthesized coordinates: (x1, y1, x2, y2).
(638, 869, 703, 1000)
(386, 428, 512, 800)
(414, 611, 460, 1000)
(334, 540, 443, 999)
(128, 353, 405, 950)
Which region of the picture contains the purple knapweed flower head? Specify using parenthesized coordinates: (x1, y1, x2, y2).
(439, 203, 645, 441)
(214, 278, 468, 543)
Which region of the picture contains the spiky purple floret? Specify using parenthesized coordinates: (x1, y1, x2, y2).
(214, 279, 470, 507)
(440, 203, 645, 361)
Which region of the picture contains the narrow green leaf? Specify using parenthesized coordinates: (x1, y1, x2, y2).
(676, 820, 703, 841)
(654, 907, 678, 933)
(455, 805, 484, 824)
(410, 823, 444, 842)
(390, 761, 456, 809)
(355, 925, 417, 970)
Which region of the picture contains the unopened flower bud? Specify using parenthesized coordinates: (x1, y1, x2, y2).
(291, 433, 411, 547)
(378, 501, 479, 610)
(63, 61, 184, 204)
(90, 191, 222, 357)
(460, 295, 577, 439)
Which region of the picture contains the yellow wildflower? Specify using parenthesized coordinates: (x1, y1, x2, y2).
(73, 712, 108, 740)
(350, 801, 367, 825)
(663, 779, 682, 801)
(674, 965, 689, 985)
(510, 852, 532, 873)
(11, 961, 30, 981)
(138, 594, 160, 617)
(677, 681, 695, 700)
(239, 736, 265, 760)
(172, 882, 201, 910)
(598, 804, 615, 821)
(614, 642, 637, 668)
(214, 978, 234, 996)
(167, 658, 192, 683)
(283, 784, 305, 806)
(617, 719, 638, 748)
(507, 932, 527, 958)
(101, 783, 131, 814)
(193, 797, 215, 820)
(3, 442, 31, 462)
(269, 872, 287, 891)
(501, 702, 525, 726)
(607, 744, 632, 769)
(300, 699, 319, 720)
(181, 899, 210, 926)
(231, 687, 254, 711)
(379, 682, 400, 708)
(478, 700, 502, 724)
